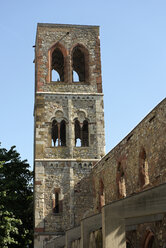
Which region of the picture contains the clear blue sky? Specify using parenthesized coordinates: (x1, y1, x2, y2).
(0, 0, 165, 169)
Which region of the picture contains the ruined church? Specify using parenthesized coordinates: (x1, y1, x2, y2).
(34, 23, 166, 248)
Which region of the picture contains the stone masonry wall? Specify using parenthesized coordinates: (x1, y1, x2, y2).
(126, 214, 166, 247)
(70, 98, 166, 246)
(35, 160, 94, 234)
(35, 93, 105, 160)
(35, 23, 102, 93)
(72, 99, 166, 223)
(92, 98, 166, 212)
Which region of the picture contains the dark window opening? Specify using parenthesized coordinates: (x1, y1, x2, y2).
(60, 120, 66, 146)
(126, 241, 133, 248)
(72, 46, 85, 82)
(147, 236, 154, 248)
(54, 192, 59, 213)
(74, 120, 89, 147)
(52, 120, 58, 147)
(149, 115, 156, 123)
(82, 120, 89, 146)
(144, 231, 155, 248)
(52, 48, 64, 82)
(52, 120, 66, 147)
(117, 162, 121, 172)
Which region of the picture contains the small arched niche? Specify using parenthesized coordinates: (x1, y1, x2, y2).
(72, 45, 89, 82)
(117, 162, 126, 198)
(139, 147, 149, 187)
(99, 179, 105, 210)
(51, 48, 64, 82)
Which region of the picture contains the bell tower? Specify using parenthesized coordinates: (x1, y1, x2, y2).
(34, 23, 105, 247)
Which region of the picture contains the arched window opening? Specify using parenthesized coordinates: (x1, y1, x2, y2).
(51, 48, 64, 82)
(73, 70, 79, 82)
(52, 120, 58, 147)
(51, 120, 66, 147)
(117, 162, 126, 198)
(54, 192, 59, 213)
(139, 148, 149, 187)
(72, 46, 85, 82)
(52, 188, 63, 214)
(52, 69, 60, 82)
(74, 120, 89, 147)
(99, 179, 105, 210)
(60, 120, 66, 146)
(75, 120, 81, 147)
(144, 231, 155, 248)
(82, 120, 89, 147)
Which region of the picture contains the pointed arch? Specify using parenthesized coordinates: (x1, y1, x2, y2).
(99, 179, 105, 210)
(51, 48, 64, 81)
(71, 44, 89, 82)
(144, 230, 155, 248)
(117, 161, 126, 198)
(49, 42, 67, 82)
(139, 147, 149, 187)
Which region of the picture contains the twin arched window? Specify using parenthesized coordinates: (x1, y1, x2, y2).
(51, 120, 66, 147)
(51, 44, 88, 83)
(75, 120, 89, 147)
(51, 119, 89, 147)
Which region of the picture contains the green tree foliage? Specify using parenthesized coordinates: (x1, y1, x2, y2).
(0, 145, 33, 247)
(0, 191, 22, 247)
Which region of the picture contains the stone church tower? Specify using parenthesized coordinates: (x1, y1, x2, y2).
(34, 23, 105, 247)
